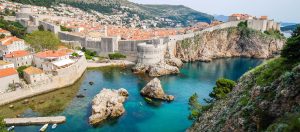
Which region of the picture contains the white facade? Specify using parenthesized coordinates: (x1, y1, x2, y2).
(4, 54, 33, 68)
(0, 37, 28, 56)
(0, 69, 19, 93)
(23, 67, 47, 84)
(0, 61, 14, 69)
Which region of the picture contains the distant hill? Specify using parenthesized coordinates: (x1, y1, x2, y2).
(11, 0, 214, 27)
(281, 24, 299, 32)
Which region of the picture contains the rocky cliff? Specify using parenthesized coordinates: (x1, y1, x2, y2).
(188, 58, 300, 131)
(176, 27, 285, 62)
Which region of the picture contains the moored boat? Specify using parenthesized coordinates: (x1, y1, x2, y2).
(7, 126, 14, 131)
(39, 124, 48, 132)
(52, 124, 57, 129)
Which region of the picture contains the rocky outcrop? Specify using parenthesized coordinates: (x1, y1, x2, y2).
(140, 78, 174, 102)
(132, 61, 180, 77)
(188, 59, 300, 131)
(176, 27, 285, 62)
(89, 88, 129, 125)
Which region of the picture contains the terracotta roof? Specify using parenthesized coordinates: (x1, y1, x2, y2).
(0, 68, 18, 78)
(0, 36, 23, 46)
(0, 28, 10, 33)
(24, 66, 44, 75)
(4, 50, 30, 58)
(35, 50, 67, 58)
(0, 60, 13, 66)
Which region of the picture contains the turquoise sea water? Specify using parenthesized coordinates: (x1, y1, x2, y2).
(12, 58, 263, 132)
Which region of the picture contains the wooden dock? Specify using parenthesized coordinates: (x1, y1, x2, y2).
(4, 116, 66, 125)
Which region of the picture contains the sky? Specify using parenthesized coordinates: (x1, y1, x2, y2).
(129, 0, 300, 23)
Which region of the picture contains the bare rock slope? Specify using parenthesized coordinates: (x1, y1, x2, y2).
(176, 27, 285, 62)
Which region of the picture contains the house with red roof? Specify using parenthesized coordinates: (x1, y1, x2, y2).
(3, 50, 33, 67)
(0, 68, 19, 93)
(0, 36, 28, 57)
(33, 50, 70, 71)
(0, 28, 11, 37)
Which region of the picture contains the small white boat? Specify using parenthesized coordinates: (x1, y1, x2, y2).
(7, 126, 14, 131)
(52, 124, 57, 129)
(39, 124, 48, 132)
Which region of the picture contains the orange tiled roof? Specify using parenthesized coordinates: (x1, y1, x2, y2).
(24, 66, 44, 75)
(0, 68, 18, 78)
(0, 28, 10, 33)
(35, 50, 67, 58)
(0, 36, 22, 46)
(4, 50, 30, 58)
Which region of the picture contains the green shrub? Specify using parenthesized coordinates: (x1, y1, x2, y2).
(71, 52, 79, 57)
(24, 31, 60, 52)
(188, 93, 213, 120)
(264, 29, 285, 39)
(209, 78, 236, 100)
(0, 116, 7, 132)
(238, 21, 248, 28)
(38, 25, 44, 31)
(60, 25, 72, 32)
(17, 66, 29, 77)
(252, 58, 295, 86)
(281, 28, 300, 62)
(108, 52, 126, 60)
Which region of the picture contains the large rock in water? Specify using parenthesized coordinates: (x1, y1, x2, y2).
(132, 62, 179, 77)
(89, 88, 129, 125)
(140, 78, 174, 102)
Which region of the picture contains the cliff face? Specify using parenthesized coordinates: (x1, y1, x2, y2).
(188, 58, 300, 131)
(176, 28, 285, 62)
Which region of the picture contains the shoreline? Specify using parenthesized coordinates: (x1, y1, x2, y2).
(87, 60, 135, 68)
(0, 59, 135, 107)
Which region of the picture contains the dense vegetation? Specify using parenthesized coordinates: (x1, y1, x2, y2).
(108, 52, 126, 60)
(81, 47, 97, 60)
(0, 18, 26, 38)
(209, 78, 236, 100)
(281, 25, 300, 62)
(24, 31, 60, 52)
(188, 78, 236, 120)
(0, 117, 7, 132)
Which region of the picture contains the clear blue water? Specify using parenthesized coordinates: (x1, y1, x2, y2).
(12, 58, 263, 132)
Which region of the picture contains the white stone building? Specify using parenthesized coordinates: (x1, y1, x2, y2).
(0, 60, 14, 69)
(23, 66, 46, 84)
(3, 50, 33, 67)
(0, 68, 19, 93)
(33, 50, 69, 70)
(0, 36, 28, 57)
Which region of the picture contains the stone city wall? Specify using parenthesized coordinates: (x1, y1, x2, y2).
(0, 56, 87, 106)
(39, 21, 60, 34)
